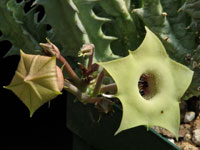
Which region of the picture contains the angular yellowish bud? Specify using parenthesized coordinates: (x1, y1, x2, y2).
(4, 50, 64, 117)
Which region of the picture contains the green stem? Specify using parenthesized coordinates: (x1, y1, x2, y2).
(64, 80, 88, 102)
(64, 79, 101, 104)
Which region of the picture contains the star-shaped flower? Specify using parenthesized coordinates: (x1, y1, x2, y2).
(4, 51, 64, 117)
(99, 27, 193, 139)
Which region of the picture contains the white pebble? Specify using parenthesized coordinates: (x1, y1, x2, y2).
(184, 133, 191, 141)
(184, 111, 195, 123)
(192, 129, 200, 146)
(168, 138, 175, 144)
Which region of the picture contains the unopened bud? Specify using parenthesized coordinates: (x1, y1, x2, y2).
(78, 43, 94, 57)
(4, 50, 63, 117)
(40, 38, 60, 59)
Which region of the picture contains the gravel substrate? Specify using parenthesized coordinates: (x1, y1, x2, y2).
(153, 97, 200, 150)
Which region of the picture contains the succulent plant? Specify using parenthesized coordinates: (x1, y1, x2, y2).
(1, 0, 199, 149)
(133, 0, 200, 99)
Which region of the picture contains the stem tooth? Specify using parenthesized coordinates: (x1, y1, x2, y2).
(164, 37, 169, 42)
(177, 8, 182, 13)
(131, 9, 137, 13)
(162, 12, 167, 17)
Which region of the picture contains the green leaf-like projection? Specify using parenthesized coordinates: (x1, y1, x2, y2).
(0, 0, 49, 56)
(4, 51, 63, 117)
(36, 0, 86, 57)
(99, 27, 194, 139)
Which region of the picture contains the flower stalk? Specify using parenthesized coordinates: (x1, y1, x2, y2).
(100, 83, 117, 94)
(40, 39, 81, 87)
(40, 41, 116, 113)
(93, 70, 104, 96)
